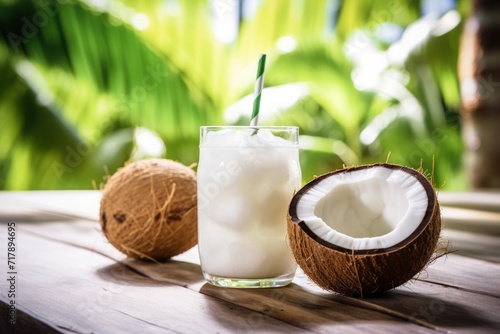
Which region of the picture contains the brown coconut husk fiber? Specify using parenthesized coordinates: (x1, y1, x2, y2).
(287, 163, 442, 297)
(100, 159, 197, 261)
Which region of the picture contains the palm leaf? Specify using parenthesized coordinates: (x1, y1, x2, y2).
(1, 1, 211, 138)
(0, 0, 213, 189)
(336, 0, 421, 41)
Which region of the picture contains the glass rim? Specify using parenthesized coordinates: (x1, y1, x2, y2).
(200, 125, 299, 131)
(200, 125, 299, 146)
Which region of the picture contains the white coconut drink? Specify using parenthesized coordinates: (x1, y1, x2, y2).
(287, 163, 441, 297)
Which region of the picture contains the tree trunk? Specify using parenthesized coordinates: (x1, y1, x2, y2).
(459, 0, 500, 188)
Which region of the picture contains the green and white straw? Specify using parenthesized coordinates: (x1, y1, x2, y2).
(250, 54, 266, 127)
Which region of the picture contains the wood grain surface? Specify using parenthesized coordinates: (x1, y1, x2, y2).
(0, 191, 499, 333)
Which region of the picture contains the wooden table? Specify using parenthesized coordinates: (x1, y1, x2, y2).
(1, 191, 499, 333)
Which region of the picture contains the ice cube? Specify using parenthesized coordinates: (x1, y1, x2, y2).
(203, 129, 249, 147)
(205, 193, 255, 231)
(256, 129, 291, 146)
(256, 188, 290, 232)
(256, 129, 275, 141)
(225, 237, 294, 278)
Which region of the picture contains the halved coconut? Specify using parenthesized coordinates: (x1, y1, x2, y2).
(287, 163, 441, 297)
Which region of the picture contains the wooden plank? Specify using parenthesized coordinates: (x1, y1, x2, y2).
(442, 206, 500, 235)
(281, 250, 500, 333)
(286, 269, 500, 334)
(0, 301, 61, 334)
(19, 220, 500, 300)
(0, 229, 307, 333)
(20, 222, 500, 334)
(0, 190, 100, 222)
(198, 279, 437, 334)
(107, 247, 500, 334)
(442, 207, 500, 226)
(441, 228, 500, 264)
(16, 222, 437, 334)
(3, 189, 500, 333)
(373, 281, 500, 334)
(128, 245, 500, 333)
(439, 191, 500, 213)
(421, 253, 500, 297)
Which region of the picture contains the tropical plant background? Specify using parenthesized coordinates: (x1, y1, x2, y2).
(0, 0, 470, 190)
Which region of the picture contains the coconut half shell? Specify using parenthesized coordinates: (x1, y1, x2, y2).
(287, 163, 441, 297)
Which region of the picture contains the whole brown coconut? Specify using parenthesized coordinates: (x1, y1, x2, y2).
(287, 163, 442, 297)
(100, 159, 197, 261)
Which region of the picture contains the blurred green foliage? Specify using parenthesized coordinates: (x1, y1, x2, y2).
(0, 0, 469, 190)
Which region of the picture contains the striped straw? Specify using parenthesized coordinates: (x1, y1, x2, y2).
(250, 54, 266, 126)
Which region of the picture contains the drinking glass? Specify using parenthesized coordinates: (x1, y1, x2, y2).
(197, 126, 301, 288)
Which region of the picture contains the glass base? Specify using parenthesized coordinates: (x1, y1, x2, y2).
(203, 272, 294, 288)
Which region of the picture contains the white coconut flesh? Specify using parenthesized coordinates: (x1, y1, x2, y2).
(294, 165, 430, 251)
